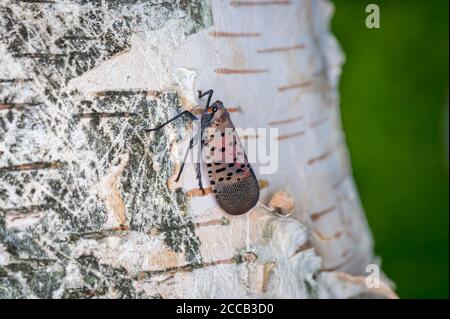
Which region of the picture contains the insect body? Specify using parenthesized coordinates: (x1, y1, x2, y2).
(147, 90, 259, 215)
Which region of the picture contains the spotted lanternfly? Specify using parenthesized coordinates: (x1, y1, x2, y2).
(147, 90, 259, 215)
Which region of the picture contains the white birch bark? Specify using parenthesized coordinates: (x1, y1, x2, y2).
(0, 0, 396, 298)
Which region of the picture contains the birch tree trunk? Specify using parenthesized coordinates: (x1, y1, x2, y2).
(0, 0, 396, 299)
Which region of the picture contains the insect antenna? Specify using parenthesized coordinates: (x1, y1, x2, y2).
(198, 90, 214, 109)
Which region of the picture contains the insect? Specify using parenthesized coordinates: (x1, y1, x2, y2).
(147, 90, 259, 215)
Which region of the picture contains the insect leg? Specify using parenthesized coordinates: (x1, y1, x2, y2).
(175, 136, 197, 182)
(196, 162, 204, 195)
(196, 134, 205, 194)
(198, 90, 214, 109)
(174, 133, 204, 194)
(146, 110, 198, 132)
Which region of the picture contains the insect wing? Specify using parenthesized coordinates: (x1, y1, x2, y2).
(204, 119, 259, 215)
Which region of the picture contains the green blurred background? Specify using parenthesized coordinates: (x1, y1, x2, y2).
(331, 0, 449, 298)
